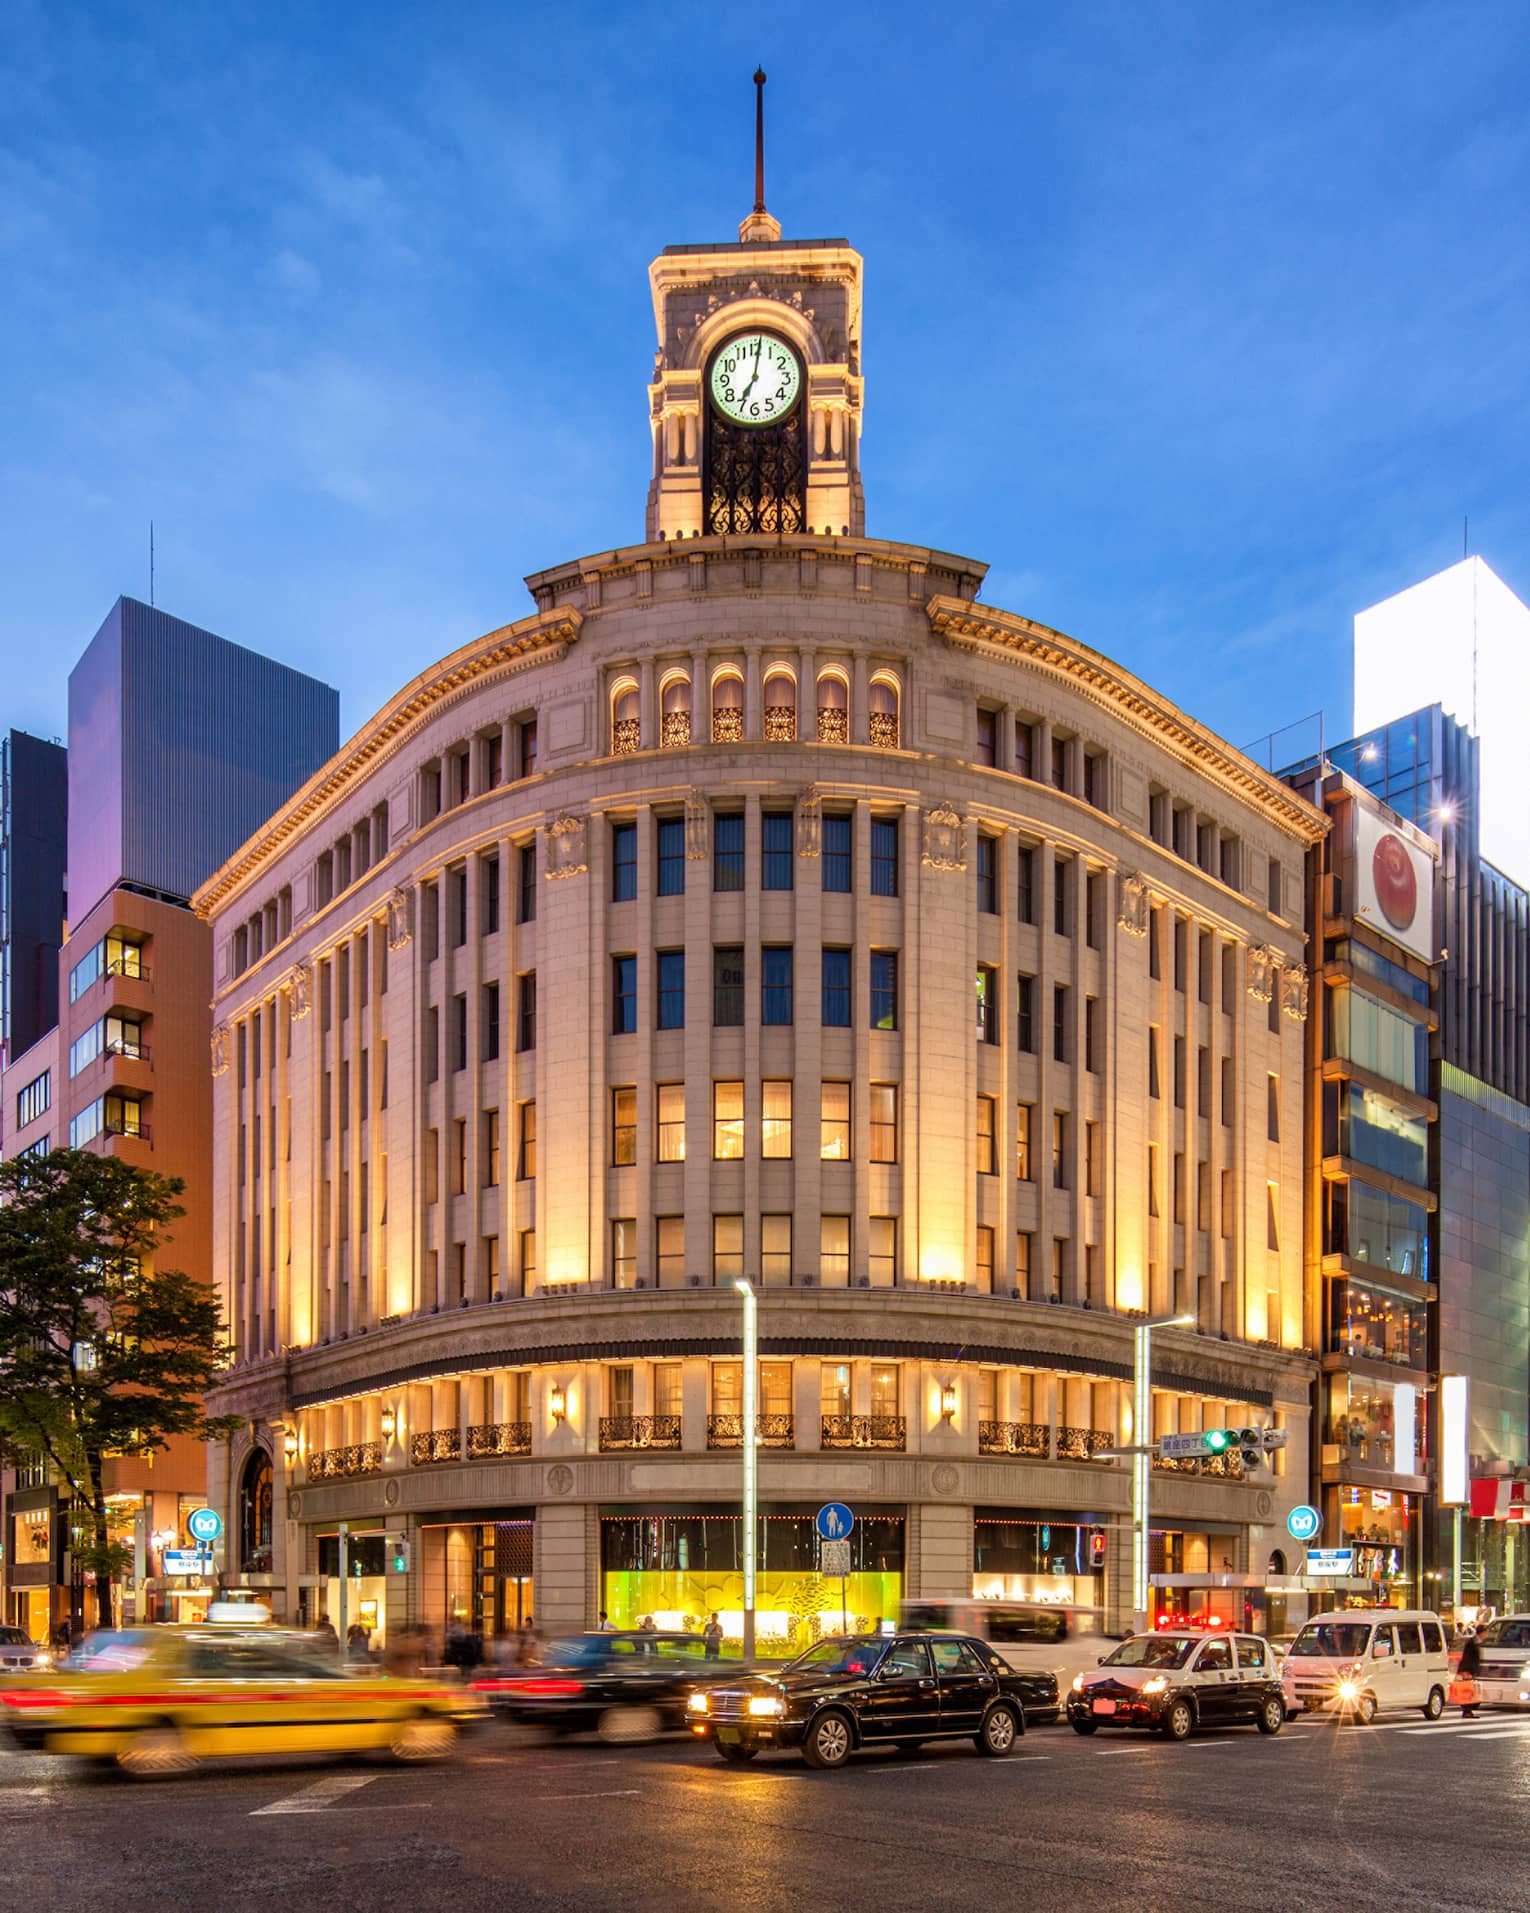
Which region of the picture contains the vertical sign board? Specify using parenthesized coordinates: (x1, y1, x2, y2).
(1394, 1382, 1417, 1477)
(1354, 806, 1435, 964)
(1440, 1375, 1469, 1504)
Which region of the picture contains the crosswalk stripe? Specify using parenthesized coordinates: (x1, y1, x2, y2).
(251, 1773, 378, 1815)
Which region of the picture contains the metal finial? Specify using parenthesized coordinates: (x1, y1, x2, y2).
(753, 69, 767, 214)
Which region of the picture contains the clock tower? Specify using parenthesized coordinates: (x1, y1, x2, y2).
(645, 72, 865, 542)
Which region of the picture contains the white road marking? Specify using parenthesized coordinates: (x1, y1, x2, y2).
(534, 1788, 643, 1801)
(251, 1773, 379, 1815)
(868, 1763, 938, 1775)
(0, 1787, 59, 1806)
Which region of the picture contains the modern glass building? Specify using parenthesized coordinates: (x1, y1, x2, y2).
(0, 729, 66, 1073)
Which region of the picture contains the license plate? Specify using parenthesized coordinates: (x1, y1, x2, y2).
(1092, 1698, 1117, 1716)
(718, 1727, 741, 1744)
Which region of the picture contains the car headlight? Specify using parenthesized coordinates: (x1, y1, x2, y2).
(747, 1696, 785, 1718)
(1071, 1675, 1085, 1693)
(1339, 1680, 1359, 1701)
(687, 1692, 709, 1715)
(1141, 1676, 1168, 1695)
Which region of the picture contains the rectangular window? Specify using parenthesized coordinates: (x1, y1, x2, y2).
(1221, 1055, 1234, 1126)
(976, 834, 998, 913)
(1221, 943, 1236, 1010)
(1173, 1035, 1186, 1108)
(481, 854, 500, 935)
(1016, 1103, 1033, 1180)
(656, 816, 686, 896)
(713, 946, 744, 1027)
(713, 1081, 745, 1160)
(1197, 1044, 1211, 1111)
(517, 845, 537, 923)
(1017, 974, 1035, 1053)
(869, 1217, 897, 1288)
(1148, 1143, 1160, 1216)
(1052, 1111, 1068, 1188)
(822, 1362, 852, 1419)
(483, 1107, 501, 1185)
(821, 947, 851, 1027)
(761, 1214, 792, 1285)
(1051, 736, 1069, 790)
(1174, 917, 1187, 992)
(657, 950, 685, 1030)
(1085, 1120, 1100, 1197)
(517, 973, 537, 1051)
(423, 1128, 439, 1205)
(15, 1071, 50, 1127)
(1198, 928, 1213, 1003)
(657, 1216, 685, 1286)
(1017, 846, 1035, 924)
(448, 866, 468, 947)
(976, 706, 998, 767)
(870, 818, 899, 897)
(1149, 908, 1162, 980)
(870, 951, 898, 1030)
(612, 955, 638, 1034)
(611, 1218, 637, 1289)
(482, 981, 501, 1061)
(484, 1233, 500, 1293)
(713, 1214, 744, 1283)
(1051, 1238, 1067, 1300)
(822, 814, 852, 893)
(976, 964, 999, 1044)
(1053, 984, 1069, 1062)
(484, 730, 503, 789)
(761, 946, 793, 1025)
(518, 719, 538, 780)
(762, 812, 794, 889)
(451, 1119, 467, 1196)
(1220, 1168, 1233, 1238)
(612, 1087, 637, 1165)
(1269, 987, 1280, 1035)
(820, 1215, 851, 1287)
(976, 1094, 997, 1174)
(656, 1084, 686, 1162)
(1015, 720, 1035, 779)
(424, 1005, 440, 1084)
(518, 1102, 536, 1180)
(1053, 855, 1069, 936)
(1267, 858, 1282, 917)
(1084, 751, 1106, 809)
(820, 1081, 851, 1161)
(762, 1080, 792, 1158)
(1267, 1183, 1281, 1252)
(714, 813, 745, 891)
(1016, 1231, 1033, 1297)
(1172, 1152, 1185, 1223)
(517, 1227, 536, 1289)
(976, 1224, 995, 1295)
(1197, 1161, 1210, 1232)
(869, 1084, 898, 1162)
(1085, 870, 1101, 948)
(612, 822, 637, 901)
(1085, 996, 1100, 1072)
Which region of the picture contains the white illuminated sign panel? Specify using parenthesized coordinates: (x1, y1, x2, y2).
(1394, 1382, 1417, 1477)
(1353, 804, 1435, 963)
(1440, 1374, 1469, 1505)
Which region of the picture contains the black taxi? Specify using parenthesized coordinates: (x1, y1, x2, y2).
(687, 1631, 1031, 1769)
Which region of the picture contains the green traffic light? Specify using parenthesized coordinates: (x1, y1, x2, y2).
(1204, 1428, 1233, 1453)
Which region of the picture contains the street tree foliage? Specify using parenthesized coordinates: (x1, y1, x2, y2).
(0, 1149, 239, 1627)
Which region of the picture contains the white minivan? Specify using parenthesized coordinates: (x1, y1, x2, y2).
(1474, 1614, 1530, 1707)
(1282, 1609, 1451, 1723)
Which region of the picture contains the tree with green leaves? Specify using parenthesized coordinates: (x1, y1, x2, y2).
(0, 1149, 239, 1629)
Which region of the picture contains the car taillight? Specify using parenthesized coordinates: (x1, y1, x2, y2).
(515, 1679, 585, 1698)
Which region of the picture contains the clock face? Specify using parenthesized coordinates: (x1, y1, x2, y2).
(709, 332, 802, 426)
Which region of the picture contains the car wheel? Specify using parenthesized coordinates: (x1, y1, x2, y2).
(801, 1709, 853, 1770)
(1423, 1687, 1445, 1721)
(597, 1703, 663, 1745)
(1070, 1719, 1098, 1736)
(975, 1704, 1019, 1757)
(1352, 1693, 1377, 1726)
(389, 1715, 458, 1762)
(117, 1724, 198, 1779)
(716, 1741, 757, 1765)
(1164, 1699, 1195, 1742)
(1256, 1695, 1284, 1736)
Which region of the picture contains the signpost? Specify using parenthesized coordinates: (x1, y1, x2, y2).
(1305, 1547, 1355, 1576)
(186, 1507, 223, 1594)
(1286, 1505, 1321, 1544)
(815, 1503, 854, 1541)
(816, 1505, 854, 1634)
(1157, 1432, 1213, 1460)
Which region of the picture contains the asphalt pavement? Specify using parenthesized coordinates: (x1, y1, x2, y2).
(4, 1708, 1529, 1913)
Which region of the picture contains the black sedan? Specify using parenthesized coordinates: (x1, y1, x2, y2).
(688, 1632, 1032, 1769)
(471, 1631, 745, 1742)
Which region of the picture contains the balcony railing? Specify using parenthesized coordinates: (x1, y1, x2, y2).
(706, 1413, 795, 1450)
(710, 709, 744, 743)
(1153, 1451, 1248, 1481)
(467, 1421, 532, 1459)
(764, 705, 796, 741)
(660, 711, 692, 749)
(599, 1414, 682, 1451)
(1056, 1426, 1115, 1464)
(869, 711, 900, 749)
(307, 1442, 382, 1480)
(978, 1420, 1050, 1459)
(410, 1429, 461, 1465)
(816, 706, 848, 744)
(612, 717, 641, 756)
(821, 1414, 906, 1452)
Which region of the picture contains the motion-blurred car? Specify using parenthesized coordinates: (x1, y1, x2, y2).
(1472, 1614, 1530, 1707)
(1068, 1630, 1285, 1740)
(688, 1631, 1033, 1768)
(0, 1626, 51, 1674)
(472, 1630, 746, 1741)
(0, 1620, 484, 1776)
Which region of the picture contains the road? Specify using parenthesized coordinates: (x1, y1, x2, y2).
(4, 1709, 1529, 1912)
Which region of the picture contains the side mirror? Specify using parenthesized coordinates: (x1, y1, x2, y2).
(1097, 1654, 1111, 1665)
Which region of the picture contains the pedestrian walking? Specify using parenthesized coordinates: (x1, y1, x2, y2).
(1455, 1627, 1483, 1719)
(703, 1613, 724, 1659)
(346, 1622, 373, 1663)
(597, 1609, 616, 1632)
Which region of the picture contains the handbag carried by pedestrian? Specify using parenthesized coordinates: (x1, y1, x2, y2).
(1447, 1674, 1480, 1706)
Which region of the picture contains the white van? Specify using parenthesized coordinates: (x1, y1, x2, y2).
(1473, 1614, 1530, 1707)
(1282, 1609, 1451, 1723)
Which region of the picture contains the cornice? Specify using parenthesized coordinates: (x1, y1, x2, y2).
(926, 595, 1328, 846)
(191, 604, 582, 920)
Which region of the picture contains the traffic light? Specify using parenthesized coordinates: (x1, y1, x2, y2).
(1260, 1428, 1288, 1453)
(1089, 1530, 1107, 1567)
(388, 1533, 410, 1574)
(1237, 1427, 1264, 1469)
(1203, 1428, 1236, 1455)
(1201, 1427, 1267, 1469)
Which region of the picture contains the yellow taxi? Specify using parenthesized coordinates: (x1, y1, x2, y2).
(0, 1608, 484, 1777)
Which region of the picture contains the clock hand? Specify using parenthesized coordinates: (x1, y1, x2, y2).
(740, 338, 764, 401)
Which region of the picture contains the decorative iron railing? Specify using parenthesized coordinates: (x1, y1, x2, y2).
(1152, 1451, 1248, 1480)
(821, 1414, 905, 1452)
(869, 711, 900, 749)
(816, 707, 848, 744)
(599, 1415, 683, 1451)
(410, 1429, 461, 1465)
(466, 1421, 532, 1459)
(1056, 1426, 1115, 1463)
(710, 709, 744, 743)
(612, 717, 641, 756)
(764, 705, 796, 741)
(978, 1420, 1050, 1459)
(307, 1442, 382, 1480)
(706, 1414, 795, 1450)
(661, 711, 692, 749)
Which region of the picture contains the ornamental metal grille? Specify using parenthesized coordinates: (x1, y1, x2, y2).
(869, 710, 900, 749)
(764, 704, 796, 741)
(612, 717, 641, 756)
(817, 705, 848, 744)
(710, 708, 744, 743)
(661, 710, 691, 749)
(705, 408, 806, 535)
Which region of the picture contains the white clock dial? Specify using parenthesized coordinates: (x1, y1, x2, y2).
(709, 331, 802, 425)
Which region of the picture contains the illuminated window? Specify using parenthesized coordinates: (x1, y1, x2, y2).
(762, 1080, 792, 1158)
(820, 1216, 851, 1286)
(869, 676, 900, 748)
(820, 1082, 851, 1161)
(869, 1217, 896, 1287)
(761, 1214, 792, 1285)
(657, 1217, 685, 1286)
(611, 1219, 637, 1289)
(816, 671, 848, 743)
(713, 1082, 745, 1160)
(656, 1084, 685, 1162)
(711, 673, 744, 743)
(612, 1088, 637, 1166)
(976, 1225, 995, 1294)
(660, 675, 691, 748)
(764, 670, 797, 741)
(976, 1095, 997, 1174)
(869, 1084, 898, 1163)
(713, 1214, 744, 1282)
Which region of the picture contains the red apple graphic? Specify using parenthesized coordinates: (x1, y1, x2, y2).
(1373, 832, 1417, 931)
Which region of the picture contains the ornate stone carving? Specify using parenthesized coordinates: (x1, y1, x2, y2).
(921, 801, 966, 873)
(287, 959, 312, 1019)
(1247, 943, 1276, 1003)
(797, 786, 821, 858)
(930, 1462, 960, 1496)
(286, 1490, 303, 1520)
(382, 1477, 401, 1507)
(210, 1026, 230, 1077)
(1281, 966, 1310, 1021)
(385, 887, 414, 952)
(685, 788, 709, 860)
(1117, 869, 1149, 937)
(545, 813, 588, 881)
(546, 1462, 574, 1497)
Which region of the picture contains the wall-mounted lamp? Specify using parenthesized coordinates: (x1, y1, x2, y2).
(939, 1381, 958, 1423)
(379, 1404, 396, 1440)
(549, 1381, 568, 1423)
(282, 1428, 299, 1462)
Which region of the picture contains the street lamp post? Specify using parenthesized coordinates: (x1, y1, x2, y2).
(734, 1279, 758, 1659)
(1132, 1313, 1195, 1633)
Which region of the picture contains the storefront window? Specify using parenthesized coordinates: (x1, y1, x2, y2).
(1325, 1180, 1429, 1280)
(1328, 1278, 1427, 1369)
(1326, 1377, 1427, 1472)
(1325, 1083, 1428, 1187)
(972, 1514, 1106, 1606)
(1335, 1488, 1414, 1602)
(239, 1448, 274, 1573)
(1326, 986, 1429, 1094)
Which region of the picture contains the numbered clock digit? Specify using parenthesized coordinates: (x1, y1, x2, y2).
(709, 331, 802, 426)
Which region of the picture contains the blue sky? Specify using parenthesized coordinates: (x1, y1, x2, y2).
(3, 1, 1526, 765)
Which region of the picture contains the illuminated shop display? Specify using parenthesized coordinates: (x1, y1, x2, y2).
(1328, 1278, 1427, 1369)
(972, 1513, 1107, 1604)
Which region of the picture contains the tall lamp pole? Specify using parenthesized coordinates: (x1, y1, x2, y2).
(734, 1279, 758, 1658)
(1133, 1313, 1195, 1632)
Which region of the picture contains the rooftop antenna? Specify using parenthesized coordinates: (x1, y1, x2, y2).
(739, 69, 781, 243)
(149, 520, 155, 607)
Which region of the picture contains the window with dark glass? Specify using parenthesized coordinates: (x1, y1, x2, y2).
(1053, 855, 1069, 936)
(713, 946, 744, 1027)
(1085, 996, 1099, 1072)
(762, 946, 793, 1025)
(612, 823, 637, 901)
(762, 813, 794, 890)
(822, 814, 852, 893)
(1017, 974, 1035, 1053)
(975, 707, 998, 767)
(482, 981, 500, 1061)
(657, 950, 685, 1030)
(518, 1102, 536, 1179)
(480, 854, 500, 935)
(517, 973, 537, 1051)
(1053, 984, 1068, 1062)
(518, 719, 538, 779)
(517, 845, 536, 923)
(714, 813, 745, 891)
(870, 951, 898, 1030)
(976, 964, 998, 1044)
(870, 818, 899, 897)
(977, 834, 998, 913)
(1015, 720, 1034, 779)
(448, 866, 468, 947)
(822, 947, 851, 1027)
(1017, 846, 1035, 924)
(657, 816, 686, 896)
(613, 956, 637, 1034)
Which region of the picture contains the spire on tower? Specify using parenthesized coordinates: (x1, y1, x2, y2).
(739, 67, 782, 244)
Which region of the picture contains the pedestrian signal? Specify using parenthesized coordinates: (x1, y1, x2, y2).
(388, 1533, 410, 1574)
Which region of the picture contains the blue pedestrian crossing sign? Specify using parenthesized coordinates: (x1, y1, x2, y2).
(816, 1503, 854, 1542)
(1286, 1505, 1321, 1543)
(187, 1507, 223, 1544)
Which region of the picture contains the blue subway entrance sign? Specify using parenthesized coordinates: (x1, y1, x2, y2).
(815, 1503, 854, 1542)
(1286, 1505, 1321, 1543)
(186, 1507, 223, 1544)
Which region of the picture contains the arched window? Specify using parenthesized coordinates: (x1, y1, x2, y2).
(869, 675, 901, 750)
(611, 682, 640, 756)
(239, 1447, 273, 1575)
(763, 670, 796, 742)
(661, 675, 692, 749)
(816, 671, 848, 744)
(1267, 1548, 1287, 1576)
(711, 673, 744, 743)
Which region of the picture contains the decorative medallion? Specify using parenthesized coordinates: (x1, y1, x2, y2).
(1281, 968, 1310, 1022)
(383, 1478, 400, 1508)
(684, 788, 709, 860)
(286, 1491, 303, 1521)
(546, 1463, 575, 1497)
(1247, 944, 1275, 1004)
(1117, 870, 1149, 937)
(921, 801, 966, 873)
(209, 1025, 230, 1077)
(545, 814, 588, 881)
(385, 887, 414, 952)
(797, 786, 822, 858)
(931, 1463, 960, 1496)
(287, 959, 312, 1019)
(1254, 1490, 1275, 1523)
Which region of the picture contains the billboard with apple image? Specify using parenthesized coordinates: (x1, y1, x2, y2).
(1354, 805, 1435, 963)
